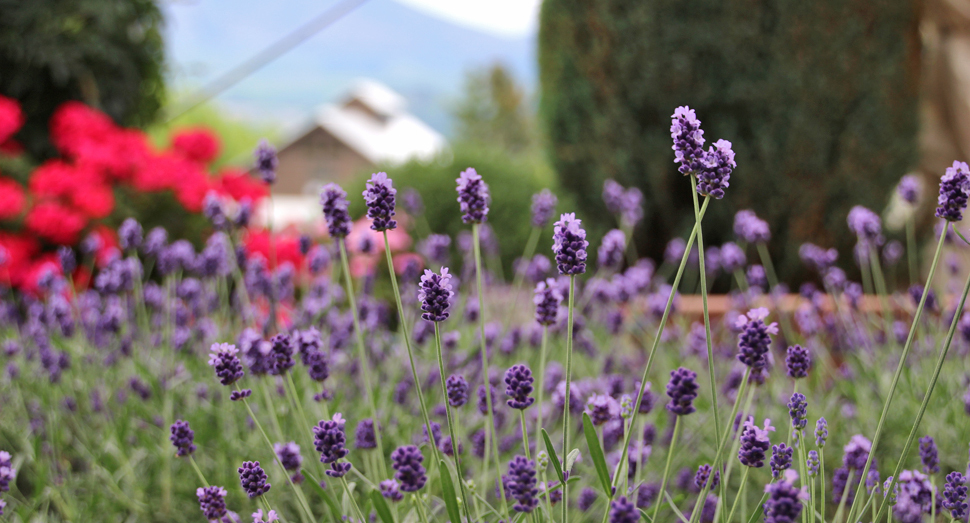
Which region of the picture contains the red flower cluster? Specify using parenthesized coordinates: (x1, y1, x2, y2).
(0, 94, 269, 288)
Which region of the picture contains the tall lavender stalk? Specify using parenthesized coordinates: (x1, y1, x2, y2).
(321, 183, 388, 480)
(870, 225, 970, 522)
(653, 367, 699, 520)
(552, 211, 588, 522)
(846, 161, 969, 522)
(457, 167, 510, 517)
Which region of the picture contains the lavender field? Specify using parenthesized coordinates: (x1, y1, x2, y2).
(1, 106, 969, 523)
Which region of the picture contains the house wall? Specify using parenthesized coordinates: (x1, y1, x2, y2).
(274, 127, 374, 196)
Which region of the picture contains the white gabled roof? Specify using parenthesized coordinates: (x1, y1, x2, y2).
(314, 80, 447, 165)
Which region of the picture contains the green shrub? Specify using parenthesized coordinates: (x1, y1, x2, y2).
(538, 0, 920, 282)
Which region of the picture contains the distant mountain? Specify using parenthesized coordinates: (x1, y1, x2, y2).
(162, 0, 536, 135)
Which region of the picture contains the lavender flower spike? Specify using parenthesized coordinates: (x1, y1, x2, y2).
(419, 268, 454, 322)
(363, 172, 397, 231)
(208, 342, 244, 386)
(507, 456, 539, 512)
(531, 189, 558, 229)
(320, 183, 352, 239)
(505, 364, 535, 410)
(696, 139, 735, 199)
(170, 420, 196, 457)
(665, 367, 699, 416)
(598, 229, 626, 271)
(736, 307, 778, 370)
(937, 161, 970, 221)
(254, 139, 278, 185)
(553, 212, 588, 275)
(944, 471, 968, 520)
(671, 106, 706, 175)
(763, 477, 805, 523)
(456, 167, 490, 224)
(897, 174, 922, 205)
(197, 486, 228, 521)
(238, 461, 271, 497)
(534, 278, 562, 326)
(738, 418, 774, 467)
(391, 445, 427, 492)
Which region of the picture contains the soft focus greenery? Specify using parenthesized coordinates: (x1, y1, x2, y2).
(0, 0, 166, 158)
(538, 0, 920, 282)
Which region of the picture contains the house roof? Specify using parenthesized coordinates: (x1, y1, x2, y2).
(282, 79, 447, 166)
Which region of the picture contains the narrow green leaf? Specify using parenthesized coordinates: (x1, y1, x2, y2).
(566, 449, 581, 473)
(639, 508, 654, 522)
(745, 493, 769, 523)
(438, 460, 463, 523)
(370, 489, 394, 523)
(542, 428, 565, 484)
(663, 490, 690, 523)
(582, 412, 613, 497)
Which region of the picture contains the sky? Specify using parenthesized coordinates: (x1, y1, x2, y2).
(391, 0, 542, 38)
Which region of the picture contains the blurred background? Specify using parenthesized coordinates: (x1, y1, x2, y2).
(0, 0, 965, 288)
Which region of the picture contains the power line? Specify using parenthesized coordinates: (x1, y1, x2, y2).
(165, 0, 370, 122)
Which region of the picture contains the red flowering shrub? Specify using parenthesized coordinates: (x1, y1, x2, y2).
(0, 94, 269, 288)
(172, 128, 220, 164)
(0, 177, 26, 219)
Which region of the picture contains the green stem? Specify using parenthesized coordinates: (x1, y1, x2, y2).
(872, 254, 970, 523)
(611, 198, 711, 492)
(869, 245, 894, 347)
(338, 239, 389, 478)
(756, 242, 795, 341)
(725, 467, 751, 523)
(535, 326, 548, 458)
(258, 380, 284, 440)
(652, 416, 683, 522)
(562, 274, 577, 523)
(341, 476, 368, 523)
(833, 470, 854, 523)
(819, 447, 826, 523)
(519, 410, 532, 460)
(433, 323, 473, 520)
(906, 215, 918, 284)
(472, 223, 511, 519)
(504, 226, 542, 331)
(845, 225, 948, 521)
(188, 455, 209, 487)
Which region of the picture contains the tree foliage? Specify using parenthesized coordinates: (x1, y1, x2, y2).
(0, 0, 166, 158)
(538, 0, 920, 280)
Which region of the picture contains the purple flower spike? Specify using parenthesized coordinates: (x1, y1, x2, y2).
(787, 392, 808, 433)
(274, 442, 303, 482)
(944, 472, 968, 520)
(736, 308, 778, 370)
(456, 167, 490, 224)
(815, 418, 828, 447)
(531, 189, 558, 228)
(381, 479, 404, 502)
(807, 451, 820, 477)
(238, 461, 271, 498)
(763, 478, 805, 523)
(419, 268, 453, 322)
(254, 139, 278, 185)
(314, 414, 351, 478)
(355, 419, 377, 450)
(320, 183, 352, 239)
(919, 436, 939, 474)
(665, 367, 699, 416)
(937, 161, 970, 221)
(770, 443, 793, 478)
(585, 393, 620, 425)
(534, 278, 563, 326)
(897, 174, 922, 205)
(734, 210, 771, 243)
(553, 212, 588, 276)
(847, 206, 883, 246)
(696, 139, 735, 199)
(671, 106, 706, 175)
(785, 345, 811, 379)
(208, 343, 245, 386)
(738, 418, 774, 467)
(363, 172, 397, 231)
(719, 242, 746, 273)
(507, 456, 539, 513)
(505, 364, 535, 410)
(391, 445, 427, 492)
(118, 218, 143, 251)
(169, 420, 196, 457)
(197, 486, 228, 521)
(446, 374, 469, 407)
(694, 464, 720, 490)
(609, 495, 639, 523)
(598, 229, 626, 271)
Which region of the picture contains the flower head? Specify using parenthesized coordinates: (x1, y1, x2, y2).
(847, 206, 882, 246)
(937, 161, 970, 221)
(320, 183, 352, 239)
(531, 189, 558, 228)
(815, 418, 828, 447)
(785, 345, 811, 379)
(391, 445, 427, 492)
(254, 139, 278, 184)
(738, 418, 774, 467)
(763, 478, 805, 523)
(446, 374, 469, 408)
(363, 172, 397, 231)
(355, 419, 377, 450)
(736, 308, 778, 370)
(419, 268, 454, 322)
(585, 393, 620, 425)
(505, 364, 535, 410)
(313, 414, 351, 477)
(598, 229, 626, 271)
(456, 168, 490, 224)
(787, 392, 808, 434)
(238, 461, 271, 498)
(671, 106, 706, 175)
(609, 495, 639, 523)
(696, 139, 735, 199)
(734, 210, 770, 243)
(771, 443, 794, 478)
(208, 343, 244, 386)
(170, 420, 196, 457)
(507, 456, 539, 512)
(897, 174, 922, 205)
(665, 367, 699, 416)
(553, 213, 588, 276)
(919, 436, 939, 474)
(380, 479, 404, 502)
(944, 471, 968, 520)
(534, 278, 563, 326)
(197, 486, 228, 521)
